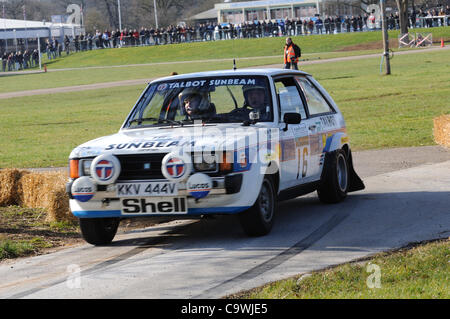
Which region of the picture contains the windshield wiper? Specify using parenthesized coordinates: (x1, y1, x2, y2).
(129, 117, 184, 126)
(226, 86, 238, 109)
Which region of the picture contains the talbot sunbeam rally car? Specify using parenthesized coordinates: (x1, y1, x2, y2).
(67, 69, 365, 245)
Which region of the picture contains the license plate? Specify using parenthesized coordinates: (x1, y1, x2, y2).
(121, 197, 187, 215)
(116, 182, 178, 197)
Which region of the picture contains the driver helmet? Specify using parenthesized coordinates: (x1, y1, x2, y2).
(242, 84, 267, 108)
(178, 88, 211, 117)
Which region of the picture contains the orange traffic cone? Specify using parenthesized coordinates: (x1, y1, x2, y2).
(441, 38, 445, 48)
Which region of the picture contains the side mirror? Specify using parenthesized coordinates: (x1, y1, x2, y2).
(283, 112, 301, 131)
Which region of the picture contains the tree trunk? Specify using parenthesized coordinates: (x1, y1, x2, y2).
(396, 0, 409, 34)
(102, 0, 117, 29)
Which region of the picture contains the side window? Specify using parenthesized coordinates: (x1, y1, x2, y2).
(274, 77, 307, 121)
(296, 77, 333, 116)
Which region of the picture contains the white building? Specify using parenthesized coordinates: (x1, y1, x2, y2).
(191, 0, 361, 25)
(0, 18, 83, 52)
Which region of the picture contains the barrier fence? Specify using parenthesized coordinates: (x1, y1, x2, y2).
(398, 32, 433, 48)
(417, 15, 450, 28)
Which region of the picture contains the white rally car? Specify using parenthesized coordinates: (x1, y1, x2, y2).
(67, 69, 364, 245)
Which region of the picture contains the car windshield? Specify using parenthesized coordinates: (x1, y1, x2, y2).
(126, 75, 273, 127)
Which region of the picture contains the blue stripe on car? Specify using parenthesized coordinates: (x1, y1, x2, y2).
(72, 206, 251, 218)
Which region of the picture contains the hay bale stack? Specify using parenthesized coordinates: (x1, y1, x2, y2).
(0, 169, 73, 222)
(433, 114, 450, 147)
(17, 171, 74, 222)
(0, 169, 26, 206)
(47, 188, 73, 222)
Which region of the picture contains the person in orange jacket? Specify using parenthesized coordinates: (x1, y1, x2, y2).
(284, 37, 300, 70)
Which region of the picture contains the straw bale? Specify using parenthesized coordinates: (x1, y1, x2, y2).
(47, 189, 73, 222)
(17, 170, 73, 222)
(0, 169, 72, 222)
(433, 115, 450, 147)
(0, 169, 27, 206)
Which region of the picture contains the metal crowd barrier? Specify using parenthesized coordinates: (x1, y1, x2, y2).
(398, 32, 433, 48)
(417, 15, 450, 28)
(61, 23, 375, 52)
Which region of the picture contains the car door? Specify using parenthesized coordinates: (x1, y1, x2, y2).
(295, 76, 338, 181)
(274, 76, 312, 189)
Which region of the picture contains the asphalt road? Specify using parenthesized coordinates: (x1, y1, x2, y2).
(0, 146, 449, 299)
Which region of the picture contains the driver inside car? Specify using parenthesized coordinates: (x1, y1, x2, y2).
(178, 88, 216, 120)
(241, 84, 271, 121)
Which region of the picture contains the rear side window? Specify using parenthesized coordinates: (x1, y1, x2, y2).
(274, 77, 307, 121)
(296, 77, 333, 116)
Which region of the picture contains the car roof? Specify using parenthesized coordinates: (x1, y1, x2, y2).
(152, 68, 311, 84)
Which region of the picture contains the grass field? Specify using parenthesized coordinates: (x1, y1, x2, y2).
(0, 56, 280, 93)
(0, 51, 393, 94)
(0, 48, 448, 168)
(1, 26, 448, 94)
(0, 50, 398, 94)
(0, 85, 140, 167)
(0, 26, 447, 94)
(233, 239, 449, 299)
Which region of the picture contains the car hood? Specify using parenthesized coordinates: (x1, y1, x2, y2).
(69, 123, 271, 159)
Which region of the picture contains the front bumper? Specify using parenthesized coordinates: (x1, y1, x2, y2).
(67, 174, 248, 218)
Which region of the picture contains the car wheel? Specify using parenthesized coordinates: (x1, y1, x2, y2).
(317, 149, 349, 204)
(79, 218, 120, 245)
(239, 176, 277, 236)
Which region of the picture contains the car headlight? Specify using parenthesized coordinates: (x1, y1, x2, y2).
(192, 153, 218, 172)
(81, 159, 93, 176)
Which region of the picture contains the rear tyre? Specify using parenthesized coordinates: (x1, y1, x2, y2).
(79, 218, 120, 245)
(317, 149, 349, 204)
(239, 176, 277, 236)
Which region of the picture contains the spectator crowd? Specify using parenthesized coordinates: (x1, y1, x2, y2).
(1, 5, 449, 72)
(67, 5, 450, 50)
(1, 49, 40, 72)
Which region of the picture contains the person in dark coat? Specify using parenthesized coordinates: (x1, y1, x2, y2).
(345, 16, 351, 32)
(64, 35, 70, 55)
(324, 16, 331, 34)
(32, 49, 39, 67)
(1, 51, 7, 72)
(23, 50, 30, 69)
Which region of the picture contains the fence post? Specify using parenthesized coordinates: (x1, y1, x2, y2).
(37, 36, 42, 70)
(380, 0, 391, 75)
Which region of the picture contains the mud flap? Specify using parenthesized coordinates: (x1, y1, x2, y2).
(347, 150, 365, 192)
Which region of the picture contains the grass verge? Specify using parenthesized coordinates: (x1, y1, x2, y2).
(0, 206, 81, 261)
(231, 238, 450, 299)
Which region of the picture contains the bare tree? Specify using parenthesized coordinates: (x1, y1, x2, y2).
(84, 8, 110, 34)
(154, 0, 188, 26)
(101, 0, 118, 29)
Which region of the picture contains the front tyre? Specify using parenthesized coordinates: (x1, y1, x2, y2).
(79, 218, 120, 245)
(317, 149, 349, 203)
(239, 176, 277, 236)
